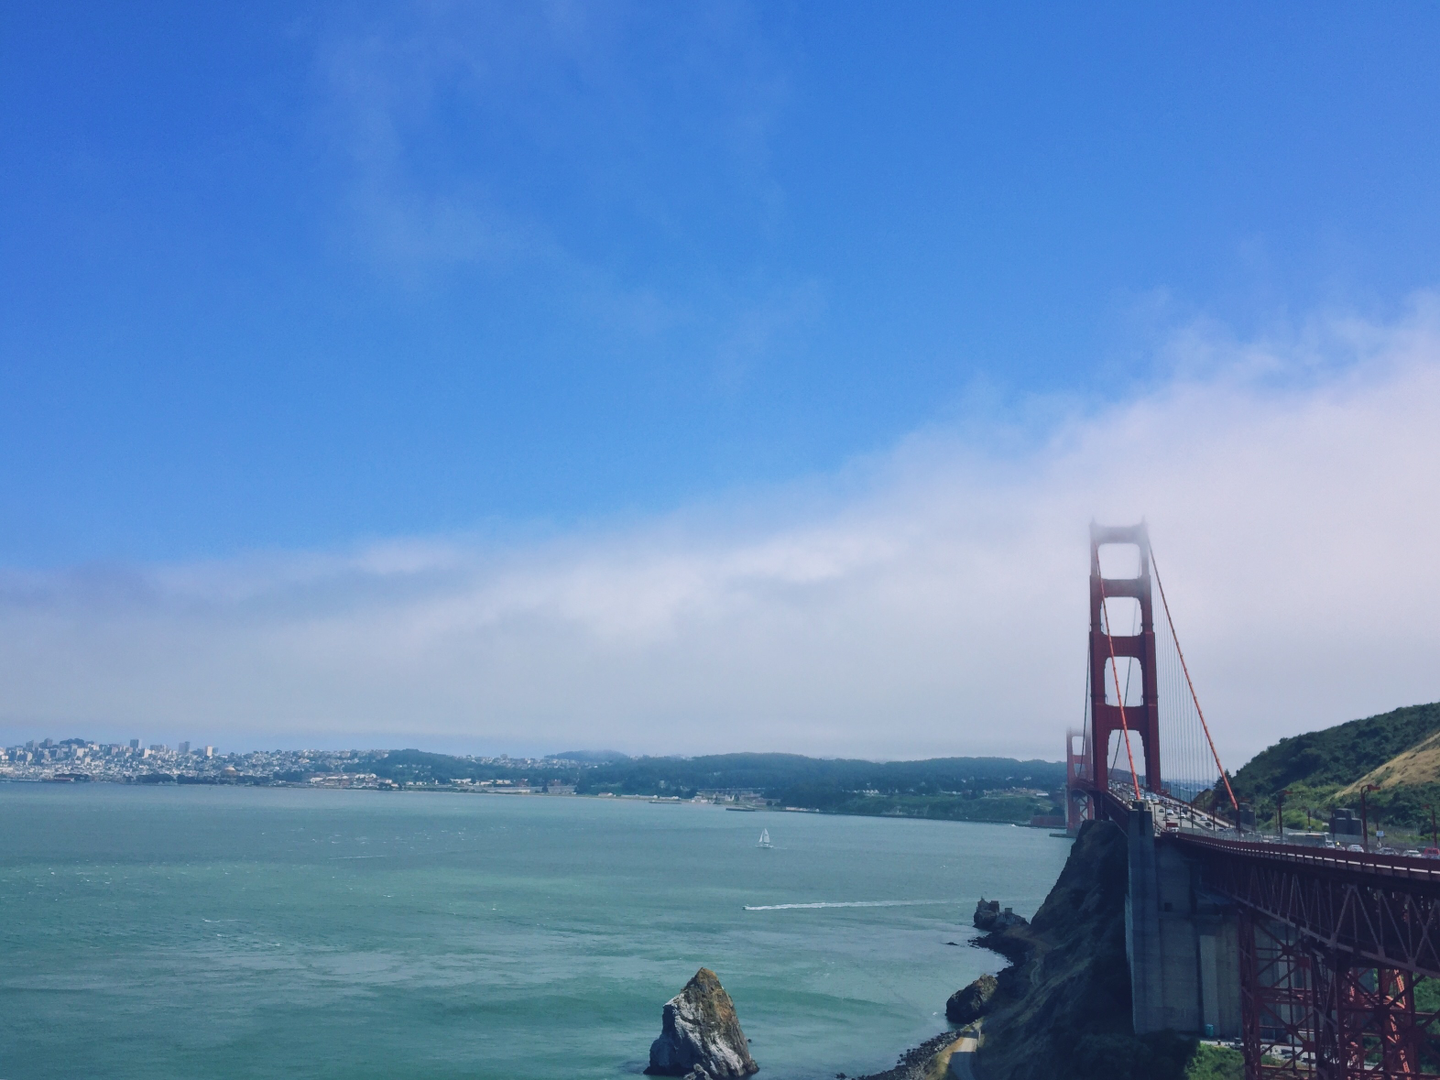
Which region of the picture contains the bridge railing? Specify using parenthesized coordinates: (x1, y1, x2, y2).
(1175, 830, 1440, 888)
(1093, 782, 1440, 886)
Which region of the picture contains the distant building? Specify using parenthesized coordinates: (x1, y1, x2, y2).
(129, 739, 140, 750)
(204, 746, 214, 758)
(178, 741, 190, 755)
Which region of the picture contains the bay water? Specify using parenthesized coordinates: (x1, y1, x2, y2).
(0, 785, 1068, 1079)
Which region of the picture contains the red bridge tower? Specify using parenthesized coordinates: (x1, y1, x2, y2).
(1088, 521, 1162, 795)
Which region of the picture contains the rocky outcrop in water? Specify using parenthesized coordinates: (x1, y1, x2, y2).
(972, 899, 1026, 933)
(945, 972, 997, 1025)
(970, 899, 1036, 966)
(645, 968, 759, 1080)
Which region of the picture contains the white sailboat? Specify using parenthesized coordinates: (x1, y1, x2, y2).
(757, 828, 771, 849)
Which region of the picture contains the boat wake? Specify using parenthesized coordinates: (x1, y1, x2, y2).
(743, 899, 959, 911)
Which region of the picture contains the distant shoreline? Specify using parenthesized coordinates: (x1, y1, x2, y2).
(1, 745, 1066, 826)
(0, 777, 1073, 832)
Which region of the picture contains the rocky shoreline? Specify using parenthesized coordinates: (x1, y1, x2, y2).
(667, 820, 1241, 1079)
(850, 819, 1204, 1080)
(849, 1030, 971, 1080)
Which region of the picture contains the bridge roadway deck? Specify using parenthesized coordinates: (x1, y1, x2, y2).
(1096, 781, 1440, 887)
(1174, 832, 1440, 891)
(1091, 783, 1440, 978)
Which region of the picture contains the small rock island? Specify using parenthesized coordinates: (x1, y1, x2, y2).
(646, 967, 759, 1080)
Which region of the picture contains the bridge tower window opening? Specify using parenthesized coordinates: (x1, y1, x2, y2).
(1103, 656, 1145, 708)
(1105, 729, 1150, 789)
(1101, 593, 1141, 636)
(1096, 541, 1142, 580)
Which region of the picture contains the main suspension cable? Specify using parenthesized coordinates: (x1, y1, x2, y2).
(1149, 541, 1239, 812)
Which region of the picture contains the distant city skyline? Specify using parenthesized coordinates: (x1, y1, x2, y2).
(3, 5, 1440, 762)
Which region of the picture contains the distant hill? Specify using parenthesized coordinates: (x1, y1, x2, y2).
(1230, 702, 1440, 798)
(573, 752, 1063, 796)
(571, 752, 1065, 823)
(1230, 702, 1440, 834)
(548, 750, 631, 764)
(355, 748, 1064, 825)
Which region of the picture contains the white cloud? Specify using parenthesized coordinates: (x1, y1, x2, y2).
(4, 301, 1440, 764)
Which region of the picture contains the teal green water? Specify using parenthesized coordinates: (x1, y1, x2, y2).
(0, 786, 1069, 1079)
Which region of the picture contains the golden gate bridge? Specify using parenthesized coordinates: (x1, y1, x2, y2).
(1068, 522, 1440, 1080)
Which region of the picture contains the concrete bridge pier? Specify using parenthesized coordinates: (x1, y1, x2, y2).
(1126, 805, 1242, 1039)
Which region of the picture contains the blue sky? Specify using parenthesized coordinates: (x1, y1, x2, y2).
(4, 2, 1437, 565)
(3, 4, 1440, 757)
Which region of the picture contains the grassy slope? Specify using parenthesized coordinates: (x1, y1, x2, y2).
(1231, 702, 1440, 795)
(1340, 728, 1440, 794)
(1229, 702, 1440, 835)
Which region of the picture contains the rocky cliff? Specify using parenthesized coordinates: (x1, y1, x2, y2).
(646, 968, 759, 1080)
(967, 819, 1195, 1080)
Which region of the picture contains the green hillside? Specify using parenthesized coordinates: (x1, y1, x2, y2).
(351, 750, 1065, 825)
(1229, 702, 1440, 836)
(1231, 702, 1440, 797)
(572, 752, 1066, 823)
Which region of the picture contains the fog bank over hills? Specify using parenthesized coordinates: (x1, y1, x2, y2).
(2, 306, 1440, 760)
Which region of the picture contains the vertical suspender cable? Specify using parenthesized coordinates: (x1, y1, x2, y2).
(1149, 542, 1239, 813)
(1096, 574, 1143, 802)
(1107, 601, 1138, 776)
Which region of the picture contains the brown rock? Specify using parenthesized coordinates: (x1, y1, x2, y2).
(945, 972, 998, 1024)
